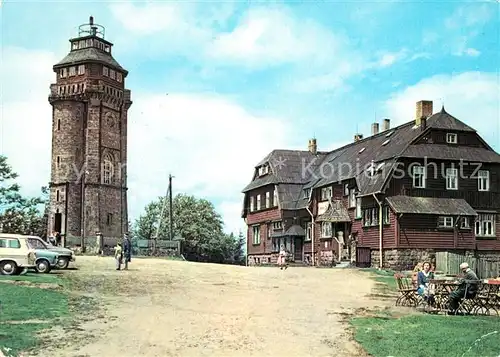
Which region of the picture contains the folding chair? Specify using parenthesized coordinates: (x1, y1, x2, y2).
(394, 273, 419, 307)
(454, 280, 481, 315)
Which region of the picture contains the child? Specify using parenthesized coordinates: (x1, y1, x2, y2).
(114, 242, 123, 271)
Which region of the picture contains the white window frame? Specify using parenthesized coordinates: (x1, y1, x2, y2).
(363, 209, 371, 226)
(371, 208, 379, 226)
(321, 222, 332, 237)
(273, 221, 282, 230)
(344, 184, 349, 196)
(321, 187, 332, 201)
(103, 159, 113, 184)
(355, 198, 362, 219)
(478, 170, 490, 192)
(475, 213, 496, 237)
(78, 65, 85, 75)
(60, 68, 67, 78)
(265, 192, 270, 208)
(438, 216, 454, 228)
(249, 197, 255, 212)
(349, 189, 356, 208)
(412, 165, 426, 188)
(110, 69, 116, 80)
(383, 206, 390, 224)
(446, 168, 458, 190)
(117, 72, 123, 83)
(273, 190, 278, 206)
(103, 66, 109, 76)
(252, 225, 261, 245)
(446, 133, 457, 144)
(69, 66, 76, 76)
(305, 222, 312, 241)
(256, 194, 261, 210)
(460, 217, 471, 229)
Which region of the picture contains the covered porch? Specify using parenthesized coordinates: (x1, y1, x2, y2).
(317, 200, 352, 263)
(271, 225, 306, 262)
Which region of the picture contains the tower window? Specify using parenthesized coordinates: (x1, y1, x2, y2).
(57, 119, 61, 130)
(56, 190, 60, 202)
(103, 67, 109, 76)
(105, 45, 110, 53)
(69, 67, 76, 76)
(103, 156, 114, 184)
(60, 68, 67, 78)
(56, 156, 61, 168)
(110, 69, 116, 80)
(78, 65, 85, 75)
(72, 42, 78, 50)
(107, 213, 113, 225)
(117, 73, 123, 83)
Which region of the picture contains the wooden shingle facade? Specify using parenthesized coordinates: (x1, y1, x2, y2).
(242, 101, 500, 269)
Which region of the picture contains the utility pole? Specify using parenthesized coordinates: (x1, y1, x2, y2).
(169, 174, 173, 241)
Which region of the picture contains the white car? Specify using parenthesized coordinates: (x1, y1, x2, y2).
(0, 233, 37, 275)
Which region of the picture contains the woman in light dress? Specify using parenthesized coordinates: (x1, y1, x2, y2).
(277, 244, 288, 270)
(417, 261, 435, 305)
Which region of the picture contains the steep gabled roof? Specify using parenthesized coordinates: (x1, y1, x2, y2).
(54, 47, 127, 73)
(427, 106, 475, 132)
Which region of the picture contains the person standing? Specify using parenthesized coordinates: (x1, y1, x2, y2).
(55, 231, 62, 247)
(277, 244, 288, 270)
(122, 233, 131, 270)
(114, 242, 123, 271)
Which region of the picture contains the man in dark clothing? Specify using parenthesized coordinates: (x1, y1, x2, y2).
(448, 262, 479, 314)
(122, 233, 131, 270)
(55, 232, 62, 246)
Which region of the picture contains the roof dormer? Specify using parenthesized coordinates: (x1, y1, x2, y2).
(258, 164, 270, 176)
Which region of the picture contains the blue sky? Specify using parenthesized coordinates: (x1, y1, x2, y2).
(1, 0, 499, 234)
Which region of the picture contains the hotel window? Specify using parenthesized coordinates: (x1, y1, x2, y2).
(475, 213, 495, 238)
(383, 206, 390, 224)
(438, 216, 454, 228)
(412, 165, 426, 188)
(60, 68, 67, 78)
(478, 170, 490, 192)
(78, 65, 85, 75)
(355, 198, 362, 219)
(252, 226, 261, 245)
(446, 168, 458, 190)
(69, 66, 76, 76)
(265, 192, 270, 208)
(249, 197, 255, 212)
(446, 133, 457, 144)
(256, 194, 261, 210)
(349, 189, 356, 208)
(321, 222, 332, 237)
(321, 187, 332, 201)
(305, 223, 312, 241)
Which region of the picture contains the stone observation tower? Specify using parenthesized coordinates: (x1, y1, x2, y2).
(47, 16, 132, 249)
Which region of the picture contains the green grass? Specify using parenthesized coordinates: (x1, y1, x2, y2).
(0, 273, 69, 356)
(352, 314, 500, 357)
(353, 268, 500, 357)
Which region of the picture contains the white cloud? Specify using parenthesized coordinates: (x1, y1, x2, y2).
(127, 92, 291, 233)
(0, 47, 57, 196)
(0, 47, 292, 235)
(384, 72, 500, 147)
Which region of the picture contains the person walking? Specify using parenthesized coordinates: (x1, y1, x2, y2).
(114, 242, 123, 271)
(122, 233, 132, 270)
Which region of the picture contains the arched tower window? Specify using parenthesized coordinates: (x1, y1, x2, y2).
(102, 154, 114, 184)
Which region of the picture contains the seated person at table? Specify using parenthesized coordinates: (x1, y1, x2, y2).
(448, 262, 479, 314)
(417, 262, 435, 302)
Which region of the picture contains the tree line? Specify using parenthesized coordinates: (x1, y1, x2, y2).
(0, 155, 245, 265)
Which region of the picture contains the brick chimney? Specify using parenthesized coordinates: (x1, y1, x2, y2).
(371, 123, 379, 135)
(415, 100, 433, 126)
(383, 118, 390, 131)
(354, 133, 363, 142)
(308, 138, 317, 154)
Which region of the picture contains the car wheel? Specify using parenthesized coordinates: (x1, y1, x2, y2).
(0, 260, 18, 275)
(56, 257, 69, 269)
(36, 259, 51, 274)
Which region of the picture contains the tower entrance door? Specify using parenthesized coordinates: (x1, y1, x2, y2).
(54, 212, 62, 234)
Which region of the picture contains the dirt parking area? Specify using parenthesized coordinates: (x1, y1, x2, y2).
(45, 256, 389, 357)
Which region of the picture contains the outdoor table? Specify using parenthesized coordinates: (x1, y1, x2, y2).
(427, 279, 457, 311)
